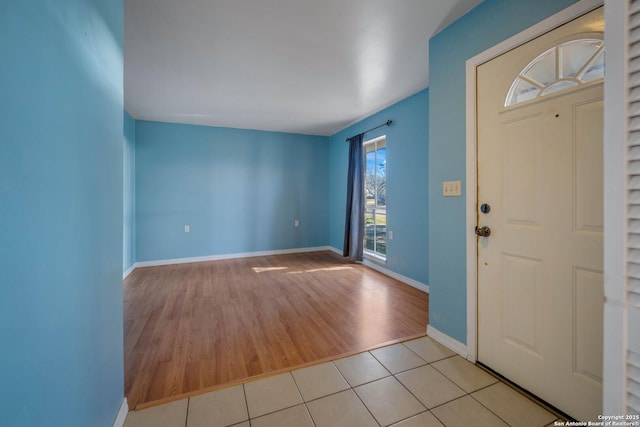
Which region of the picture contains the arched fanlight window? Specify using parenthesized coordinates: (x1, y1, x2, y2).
(505, 38, 604, 106)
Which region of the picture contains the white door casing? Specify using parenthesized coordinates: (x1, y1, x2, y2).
(476, 8, 603, 422)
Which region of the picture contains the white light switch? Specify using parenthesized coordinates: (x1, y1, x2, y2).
(389, 230, 393, 240)
(184, 225, 190, 233)
(294, 220, 300, 227)
(443, 180, 462, 197)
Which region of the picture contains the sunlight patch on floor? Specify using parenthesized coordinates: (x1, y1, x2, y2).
(287, 266, 354, 275)
(251, 266, 289, 273)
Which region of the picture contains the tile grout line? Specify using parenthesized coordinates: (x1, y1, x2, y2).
(184, 396, 190, 427)
(244, 373, 311, 420)
(328, 360, 352, 388)
(341, 349, 398, 426)
(351, 384, 383, 427)
(383, 366, 430, 419)
(428, 354, 499, 392)
(430, 408, 448, 426)
(424, 382, 549, 427)
(390, 341, 459, 426)
(466, 384, 560, 427)
(288, 369, 317, 427)
(402, 345, 458, 366)
(297, 388, 349, 405)
(388, 410, 432, 426)
(390, 370, 432, 422)
(412, 356, 492, 413)
(241, 383, 251, 425)
(367, 349, 400, 377)
(325, 360, 382, 426)
(302, 403, 317, 427)
(283, 359, 371, 416)
(466, 391, 518, 427)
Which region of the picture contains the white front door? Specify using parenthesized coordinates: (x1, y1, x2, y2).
(476, 8, 604, 421)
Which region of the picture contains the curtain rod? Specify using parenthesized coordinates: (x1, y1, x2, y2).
(345, 120, 392, 142)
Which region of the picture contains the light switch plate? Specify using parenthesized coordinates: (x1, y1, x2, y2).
(443, 180, 462, 197)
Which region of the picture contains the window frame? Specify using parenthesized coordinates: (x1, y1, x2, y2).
(363, 135, 387, 262)
(504, 36, 604, 107)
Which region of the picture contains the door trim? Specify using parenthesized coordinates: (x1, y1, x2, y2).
(601, 0, 628, 415)
(464, 0, 603, 364)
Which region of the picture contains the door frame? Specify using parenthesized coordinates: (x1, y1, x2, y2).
(600, 0, 628, 416)
(464, 0, 603, 362)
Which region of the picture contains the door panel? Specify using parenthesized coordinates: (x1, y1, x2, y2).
(573, 267, 604, 382)
(575, 99, 604, 232)
(503, 116, 541, 225)
(502, 254, 541, 353)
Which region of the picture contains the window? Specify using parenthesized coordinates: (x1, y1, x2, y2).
(505, 38, 605, 106)
(364, 136, 387, 259)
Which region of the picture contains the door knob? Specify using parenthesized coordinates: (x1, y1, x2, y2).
(475, 226, 491, 237)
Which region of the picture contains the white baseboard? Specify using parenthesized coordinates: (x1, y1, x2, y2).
(362, 260, 429, 293)
(113, 398, 128, 427)
(328, 247, 429, 294)
(133, 246, 333, 269)
(427, 325, 468, 359)
(127, 246, 429, 296)
(122, 264, 135, 279)
(328, 246, 342, 255)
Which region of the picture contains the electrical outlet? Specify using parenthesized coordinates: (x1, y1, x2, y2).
(294, 220, 300, 227)
(389, 230, 393, 240)
(184, 225, 190, 233)
(443, 180, 462, 197)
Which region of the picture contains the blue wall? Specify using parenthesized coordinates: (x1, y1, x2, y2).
(427, 0, 579, 343)
(135, 121, 329, 262)
(329, 89, 429, 285)
(124, 111, 136, 272)
(0, 1, 124, 426)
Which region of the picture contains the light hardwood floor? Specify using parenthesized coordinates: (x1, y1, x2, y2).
(124, 250, 428, 409)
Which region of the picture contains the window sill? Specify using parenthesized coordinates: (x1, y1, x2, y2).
(364, 251, 387, 264)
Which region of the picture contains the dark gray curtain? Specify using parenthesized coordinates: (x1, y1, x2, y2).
(343, 133, 365, 261)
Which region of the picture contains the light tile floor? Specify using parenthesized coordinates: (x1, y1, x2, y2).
(123, 336, 560, 427)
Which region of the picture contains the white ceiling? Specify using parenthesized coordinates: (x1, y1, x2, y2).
(124, 0, 483, 136)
